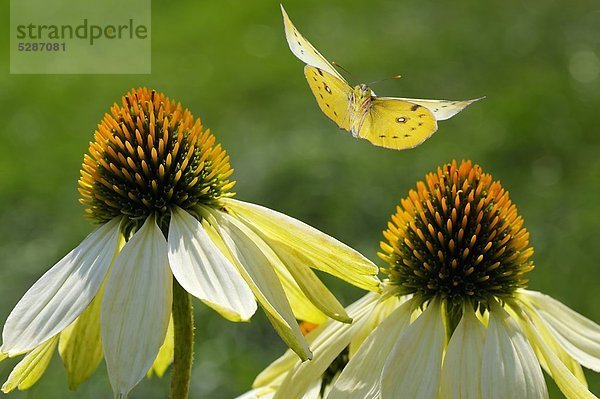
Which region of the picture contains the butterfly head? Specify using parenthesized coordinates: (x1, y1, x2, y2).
(352, 83, 373, 103)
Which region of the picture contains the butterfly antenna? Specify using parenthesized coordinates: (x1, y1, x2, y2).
(368, 75, 402, 86)
(331, 61, 357, 81)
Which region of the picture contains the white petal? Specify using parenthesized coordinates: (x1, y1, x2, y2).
(1, 218, 121, 355)
(349, 294, 404, 357)
(235, 387, 275, 399)
(221, 198, 380, 291)
(272, 293, 379, 399)
(482, 305, 548, 399)
(168, 206, 256, 322)
(380, 300, 445, 399)
(208, 209, 310, 360)
(303, 379, 323, 399)
(101, 216, 172, 398)
(522, 290, 600, 372)
(440, 307, 486, 399)
(329, 299, 413, 399)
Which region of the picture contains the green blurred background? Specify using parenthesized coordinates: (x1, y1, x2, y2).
(1, 0, 599, 397)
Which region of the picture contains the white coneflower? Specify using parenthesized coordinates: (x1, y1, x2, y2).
(0, 88, 380, 398)
(241, 160, 600, 399)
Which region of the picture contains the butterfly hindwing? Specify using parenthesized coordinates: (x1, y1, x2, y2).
(281, 6, 346, 82)
(304, 66, 352, 131)
(359, 99, 438, 150)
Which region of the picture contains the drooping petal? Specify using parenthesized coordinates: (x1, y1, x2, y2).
(520, 307, 597, 399)
(1, 218, 121, 355)
(262, 240, 350, 324)
(481, 305, 548, 399)
(273, 293, 379, 399)
(329, 299, 413, 399)
(380, 300, 445, 399)
(440, 307, 486, 399)
(147, 316, 174, 378)
(2, 336, 59, 393)
(58, 281, 104, 390)
(101, 216, 172, 398)
(515, 298, 588, 386)
(221, 198, 380, 291)
(521, 290, 600, 372)
(208, 209, 310, 360)
(168, 206, 256, 322)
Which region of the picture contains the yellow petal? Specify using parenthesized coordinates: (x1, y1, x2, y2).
(147, 316, 175, 378)
(58, 283, 104, 390)
(221, 198, 380, 292)
(2, 336, 58, 393)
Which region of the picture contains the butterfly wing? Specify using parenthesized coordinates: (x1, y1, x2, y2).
(281, 5, 347, 83)
(377, 97, 484, 121)
(358, 99, 438, 150)
(304, 66, 352, 131)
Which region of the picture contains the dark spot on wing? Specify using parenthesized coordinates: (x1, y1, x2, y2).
(404, 134, 411, 137)
(317, 69, 324, 77)
(297, 41, 301, 46)
(396, 117, 407, 123)
(411, 104, 420, 111)
(379, 135, 386, 138)
(326, 103, 330, 108)
(300, 50, 304, 54)
(441, 104, 448, 108)
(411, 127, 416, 131)
(333, 111, 338, 116)
(418, 122, 424, 126)
(392, 135, 399, 139)
(419, 114, 427, 118)
(324, 84, 332, 94)
(319, 94, 324, 99)
(312, 77, 317, 81)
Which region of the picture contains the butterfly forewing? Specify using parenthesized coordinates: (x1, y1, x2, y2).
(281, 6, 346, 82)
(304, 66, 352, 131)
(378, 97, 483, 121)
(359, 99, 438, 150)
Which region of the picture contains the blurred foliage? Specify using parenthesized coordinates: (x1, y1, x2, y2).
(1, 0, 599, 397)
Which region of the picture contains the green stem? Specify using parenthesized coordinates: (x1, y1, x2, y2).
(169, 280, 194, 399)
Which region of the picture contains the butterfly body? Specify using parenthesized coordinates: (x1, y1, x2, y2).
(282, 5, 482, 150)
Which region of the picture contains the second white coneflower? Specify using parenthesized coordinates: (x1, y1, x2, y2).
(0, 88, 380, 398)
(241, 160, 600, 399)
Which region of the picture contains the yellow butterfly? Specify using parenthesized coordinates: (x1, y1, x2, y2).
(281, 5, 483, 150)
